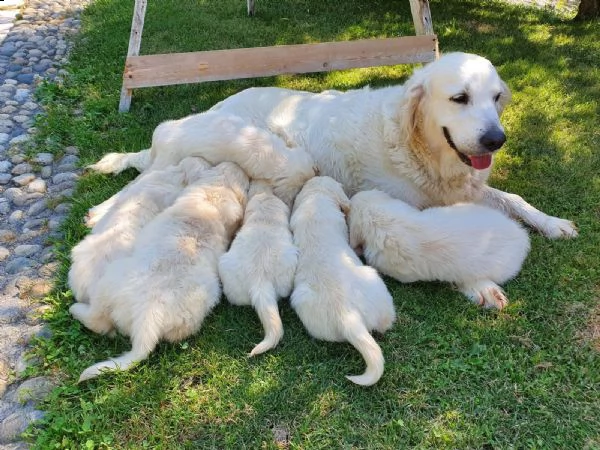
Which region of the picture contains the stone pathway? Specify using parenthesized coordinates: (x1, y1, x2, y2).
(0, 0, 89, 447)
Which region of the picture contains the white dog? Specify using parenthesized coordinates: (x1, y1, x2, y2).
(88, 111, 315, 206)
(68, 157, 211, 303)
(290, 177, 396, 386)
(70, 162, 249, 381)
(218, 180, 298, 356)
(87, 52, 577, 239)
(349, 189, 531, 309)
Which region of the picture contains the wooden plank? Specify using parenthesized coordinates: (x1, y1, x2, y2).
(123, 35, 438, 89)
(408, 0, 435, 36)
(119, 0, 148, 112)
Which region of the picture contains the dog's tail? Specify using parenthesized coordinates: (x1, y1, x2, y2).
(249, 282, 283, 357)
(87, 148, 152, 175)
(78, 308, 161, 382)
(342, 310, 385, 387)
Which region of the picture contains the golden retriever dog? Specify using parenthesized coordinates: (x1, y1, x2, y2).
(69, 162, 249, 382)
(88, 111, 315, 206)
(349, 189, 531, 309)
(290, 177, 396, 386)
(218, 180, 298, 356)
(68, 157, 211, 303)
(87, 52, 577, 239)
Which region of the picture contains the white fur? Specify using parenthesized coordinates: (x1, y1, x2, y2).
(70, 162, 249, 381)
(218, 180, 298, 356)
(349, 189, 531, 309)
(88, 52, 577, 239)
(290, 177, 396, 386)
(68, 157, 211, 303)
(88, 111, 315, 206)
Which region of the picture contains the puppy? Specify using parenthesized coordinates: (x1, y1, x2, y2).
(88, 111, 316, 206)
(218, 180, 298, 356)
(349, 189, 531, 309)
(68, 157, 211, 303)
(290, 177, 396, 386)
(70, 162, 249, 381)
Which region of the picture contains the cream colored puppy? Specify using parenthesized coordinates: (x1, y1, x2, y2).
(68, 157, 211, 303)
(88, 111, 316, 206)
(290, 177, 396, 386)
(70, 162, 249, 382)
(349, 189, 531, 309)
(218, 180, 298, 356)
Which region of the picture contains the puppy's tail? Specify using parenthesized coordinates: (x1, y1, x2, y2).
(249, 283, 283, 357)
(87, 148, 152, 175)
(342, 310, 385, 387)
(78, 309, 160, 382)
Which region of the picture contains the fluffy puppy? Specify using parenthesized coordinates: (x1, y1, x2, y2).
(68, 157, 211, 303)
(70, 162, 249, 382)
(88, 111, 316, 206)
(290, 177, 396, 386)
(218, 180, 298, 356)
(349, 189, 531, 309)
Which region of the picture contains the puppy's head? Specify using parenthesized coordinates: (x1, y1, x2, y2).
(216, 162, 250, 206)
(400, 52, 511, 171)
(293, 176, 351, 216)
(272, 147, 317, 207)
(179, 156, 212, 184)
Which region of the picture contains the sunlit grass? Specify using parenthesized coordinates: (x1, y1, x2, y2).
(24, 0, 600, 448)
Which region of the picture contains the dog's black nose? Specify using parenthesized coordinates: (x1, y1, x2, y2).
(479, 128, 506, 151)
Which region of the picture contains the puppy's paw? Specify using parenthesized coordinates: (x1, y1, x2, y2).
(460, 280, 508, 310)
(540, 216, 578, 239)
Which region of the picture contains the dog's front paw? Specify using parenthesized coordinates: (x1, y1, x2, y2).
(540, 216, 578, 239)
(460, 280, 508, 310)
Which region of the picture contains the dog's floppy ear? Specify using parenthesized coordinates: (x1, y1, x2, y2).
(397, 74, 426, 146)
(497, 80, 512, 115)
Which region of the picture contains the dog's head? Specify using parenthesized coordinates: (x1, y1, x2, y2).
(293, 176, 351, 216)
(400, 52, 511, 171)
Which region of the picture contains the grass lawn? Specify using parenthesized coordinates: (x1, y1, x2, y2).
(23, 0, 599, 448)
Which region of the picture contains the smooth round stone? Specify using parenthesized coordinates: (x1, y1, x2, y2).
(5, 257, 34, 275)
(0, 229, 17, 243)
(16, 74, 34, 85)
(0, 133, 10, 144)
(14, 245, 42, 257)
(11, 163, 31, 175)
(8, 210, 24, 224)
(26, 179, 47, 194)
(27, 200, 47, 216)
(12, 173, 35, 187)
(0, 173, 11, 184)
(0, 247, 9, 262)
(33, 153, 53, 164)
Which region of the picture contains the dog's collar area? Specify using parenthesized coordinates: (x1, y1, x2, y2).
(442, 127, 472, 167)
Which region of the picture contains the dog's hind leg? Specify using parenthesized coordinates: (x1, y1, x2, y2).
(87, 148, 152, 175)
(69, 302, 115, 335)
(249, 283, 284, 356)
(458, 279, 508, 310)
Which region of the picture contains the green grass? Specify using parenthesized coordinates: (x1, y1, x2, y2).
(24, 0, 600, 448)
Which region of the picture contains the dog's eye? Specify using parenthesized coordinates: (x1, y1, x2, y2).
(494, 93, 502, 103)
(450, 93, 469, 104)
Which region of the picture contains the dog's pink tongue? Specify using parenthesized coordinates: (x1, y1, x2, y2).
(469, 154, 492, 170)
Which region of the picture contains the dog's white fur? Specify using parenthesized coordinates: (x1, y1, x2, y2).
(88, 52, 577, 239)
(349, 189, 531, 309)
(88, 111, 315, 206)
(218, 180, 298, 356)
(69, 162, 249, 381)
(68, 157, 211, 303)
(290, 177, 396, 386)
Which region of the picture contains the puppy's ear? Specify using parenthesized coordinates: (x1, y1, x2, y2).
(334, 186, 351, 216)
(497, 80, 512, 115)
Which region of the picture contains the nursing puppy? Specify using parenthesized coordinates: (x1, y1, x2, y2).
(70, 162, 249, 381)
(88, 111, 316, 206)
(88, 52, 577, 239)
(290, 177, 396, 386)
(218, 180, 298, 356)
(68, 157, 211, 303)
(349, 189, 531, 309)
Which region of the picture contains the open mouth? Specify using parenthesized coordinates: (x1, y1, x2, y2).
(442, 127, 492, 170)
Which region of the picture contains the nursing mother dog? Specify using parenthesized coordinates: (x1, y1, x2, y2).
(91, 52, 577, 239)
